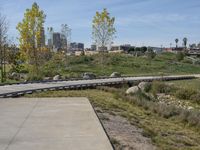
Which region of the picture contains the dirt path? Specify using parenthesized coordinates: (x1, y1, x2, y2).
(96, 110, 156, 150)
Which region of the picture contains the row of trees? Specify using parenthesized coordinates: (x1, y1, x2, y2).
(175, 38, 188, 48)
(15, 3, 116, 78)
(0, 2, 116, 82)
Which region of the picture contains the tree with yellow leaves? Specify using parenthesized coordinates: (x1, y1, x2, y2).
(92, 8, 116, 51)
(17, 2, 46, 73)
(92, 9, 116, 75)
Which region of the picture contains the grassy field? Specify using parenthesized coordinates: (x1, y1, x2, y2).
(169, 79, 200, 91)
(40, 52, 200, 78)
(26, 89, 200, 150)
(2, 52, 200, 82)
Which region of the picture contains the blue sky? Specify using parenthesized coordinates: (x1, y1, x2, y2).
(0, 0, 200, 48)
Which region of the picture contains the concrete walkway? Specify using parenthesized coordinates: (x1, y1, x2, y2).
(0, 98, 113, 150)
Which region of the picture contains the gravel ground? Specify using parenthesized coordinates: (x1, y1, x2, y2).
(96, 109, 156, 150)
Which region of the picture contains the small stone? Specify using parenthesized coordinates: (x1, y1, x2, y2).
(188, 106, 194, 110)
(53, 75, 61, 80)
(110, 72, 121, 78)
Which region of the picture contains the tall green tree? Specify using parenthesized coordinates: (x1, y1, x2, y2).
(17, 2, 46, 72)
(92, 8, 116, 50)
(175, 38, 179, 48)
(183, 37, 188, 49)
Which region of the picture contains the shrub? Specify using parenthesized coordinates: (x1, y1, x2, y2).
(151, 81, 172, 96)
(194, 60, 200, 65)
(179, 110, 190, 123)
(146, 50, 156, 60)
(175, 88, 197, 100)
(190, 92, 200, 104)
(181, 58, 193, 64)
(27, 73, 43, 81)
(27, 66, 44, 81)
(144, 83, 152, 92)
(186, 111, 200, 126)
(158, 104, 181, 118)
(176, 52, 185, 61)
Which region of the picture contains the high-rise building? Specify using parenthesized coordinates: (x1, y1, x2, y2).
(47, 27, 54, 48)
(60, 34, 67, 49)
(77, 43, 84, 50)
(40, 27, 45, 47)
(91, 44, 97, 51)
(53, 32, 62, 49)
(46, 26, 72, 52)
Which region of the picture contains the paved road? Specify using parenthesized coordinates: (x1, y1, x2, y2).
(0, 98, 113, 150)
(0, 75, 197, 97)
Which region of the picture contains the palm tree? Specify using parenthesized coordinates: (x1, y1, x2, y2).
(183, 37, 188, 49)
(175, 38, 179, 48)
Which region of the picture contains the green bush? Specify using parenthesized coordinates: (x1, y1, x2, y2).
(144, 83, 152, 92)
(27, 66, 44, 81)
(194, 60, 200, 65)
(176, 52, 185, 61)
(181, 58, 193, 64)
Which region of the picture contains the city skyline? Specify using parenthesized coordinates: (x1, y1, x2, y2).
(1, 0, 200, 48)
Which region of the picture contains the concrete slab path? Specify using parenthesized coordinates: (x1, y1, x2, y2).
(0, 98, 113, 150)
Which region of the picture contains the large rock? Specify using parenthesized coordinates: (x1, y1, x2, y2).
(126, 86, 139, 95)
(82, 72, 96, 79)
(138, 82, 149, 91)
(110, 72, 121, 78)
(10, 72, 20, 80)
(53, 75, 61, 80)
